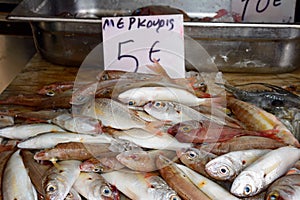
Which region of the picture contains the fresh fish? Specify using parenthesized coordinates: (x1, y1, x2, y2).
(73, 172, 119, 200)
(118, 86, 219, 106)
(176, 164, 240, 200)
(156, 155, 211, 200)
(81, 98, 152, 130)
(17, 132, 113, 149)
(102, 170, 180, 200)
(42, 160, 81, 200)
(80, 152, 125, 173)
(177, 147, 217, 177)
(111, 128, 192, 151)
(0, 149, 16, 200)
(205, 149, 270, 181)
(65, 188, 82, 200)
(198, 136, 286, 155)
(21, 150, 52, 197)
(227, 97, 299, 147)
(116, 149, 177, 172)
(219, 82, 300, 111)
(144, 101, 227, 125)
(231, 146, 300, 197)
(52, 113, 102, 135)
(0, 115, 14, 128)
(168, 120, 280, 143)
(0, 123, 65, 140)
(265, 174, 300, 200)
(34, 142, 111, 161)
(2, 149, 38, 200)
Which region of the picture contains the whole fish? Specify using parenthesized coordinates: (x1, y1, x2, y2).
(81, 98, 152, 130)
(156, 155, 211, 200)
(0, 123, 65, 140)
(73, 172, 119, 200)
(176, 164, 240, 200)
(102, 170, 180, 200)
(0, 149, 16, 200)
(34, 142, 111, 161)
(118, 86, 219, 106)
(21, 150, 52, 197)
(177, 147, 217, 177)
(111, 128, 192, 151)
(42, 160, 81, 200)
(219, 82, 300, 111)
(265, 174, 300, 200)
(52, 113, 102, 135)
(205, 149, 270, 181)
(2, 149, 38, 200)
(17, 132, 113, 149)
(227, 97, 299, 147)
(116, 149, 177, 172)
(198, 136, 286, 155)
(144, 100, 227, 125)
(80, 152, 125, 173)
(168, 120, 279, 144)
(231, 146, 300, 197)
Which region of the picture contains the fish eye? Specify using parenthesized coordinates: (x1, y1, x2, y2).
(243, 184, 252, 195)
(219, 166, 229, 175)
(186, 150, 197, 160)
(169, 194, 181, 200)
(180, 125, 191, 132)
(128, 100, 135, 106)
(46, 184, 56, 193)
(155, 102, 161, 107)
(101, 185, 112, 197)
(268, 191, 279, 200)
(46, 90, 55, 96)
(93, 166, 104, 173)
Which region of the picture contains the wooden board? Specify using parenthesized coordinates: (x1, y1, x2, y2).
(0, 53, 299, 113)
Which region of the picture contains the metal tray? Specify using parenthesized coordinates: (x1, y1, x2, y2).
(8, 0, 300, 73)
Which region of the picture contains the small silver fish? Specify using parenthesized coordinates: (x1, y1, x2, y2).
(73, 172, 119, 200)
(231, 146, 300, 197)
(43, 160, 81, 200)
(205, 149, 270, 181)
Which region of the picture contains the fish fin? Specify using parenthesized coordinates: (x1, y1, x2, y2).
(146, 59, 171, 80)
(144, 121, 168, 135)
(50, 158, 60, 168)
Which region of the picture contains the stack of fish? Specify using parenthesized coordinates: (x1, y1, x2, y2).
(0, 62, 300, 200)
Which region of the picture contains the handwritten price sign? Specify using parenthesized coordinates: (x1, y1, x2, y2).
(102, 15, 185, 78)
(232, 0, 297, 23)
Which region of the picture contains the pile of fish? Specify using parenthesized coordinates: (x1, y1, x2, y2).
(0, 62, 300, 200)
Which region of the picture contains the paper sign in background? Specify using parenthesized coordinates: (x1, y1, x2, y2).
(102, 14, 185, 78)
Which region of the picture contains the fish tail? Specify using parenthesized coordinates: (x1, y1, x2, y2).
(146, 59, 171, 79)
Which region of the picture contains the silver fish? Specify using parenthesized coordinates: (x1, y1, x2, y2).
(112, 128, 192, 151)
(2, 149, 38, 200)
(231, 146, 300, 197)
(102, 170, 180, 200)
(118, 86, 218, 106)
(73, 172, 119, 200)
(43, 160, 81, 200)
(0, 123, 65, 140)
(205, 149, 270, 181)
(176, 164, 239, 200)
(116, 149, 176, 172)
(17, 132, 113, 149)
(81, 98, 149, 130)
(52, 113, 102, 135)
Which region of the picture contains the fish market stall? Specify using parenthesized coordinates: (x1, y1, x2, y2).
(0, 0, 300, 199)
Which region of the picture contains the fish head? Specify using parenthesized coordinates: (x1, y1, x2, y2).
(266, 190, 285, 200)
(118, 88, 147, 106)
(230, 171, 263, 197)
(44, 180, 65, 200)
(167, 120, 200, 137)
(80, 160, 106, 173)
(100, 184, 120, 200)
(144, 101, 170, 117)
(205, 159, 236, 180)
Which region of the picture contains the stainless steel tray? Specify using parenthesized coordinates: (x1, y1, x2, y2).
(8, 0, 300, 73)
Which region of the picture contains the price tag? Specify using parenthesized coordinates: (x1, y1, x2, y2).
(232, 0, 297, 23)
(102, 15, 185, 78)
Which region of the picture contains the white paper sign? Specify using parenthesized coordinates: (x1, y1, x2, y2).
(232, 0, 297, 23)
(102, 15, 185, 78)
